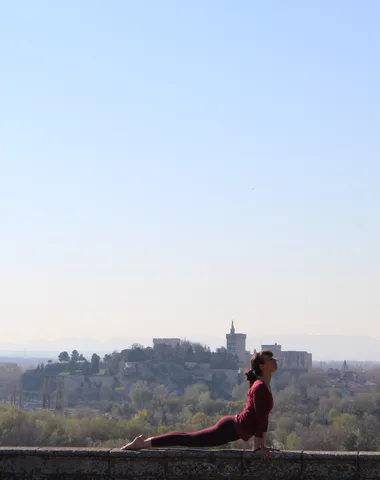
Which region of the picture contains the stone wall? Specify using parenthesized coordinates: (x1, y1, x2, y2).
(0, 447, 378, 479)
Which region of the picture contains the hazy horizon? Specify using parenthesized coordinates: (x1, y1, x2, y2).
(1, 2, 379, 348)
(1, 332, 380, 362)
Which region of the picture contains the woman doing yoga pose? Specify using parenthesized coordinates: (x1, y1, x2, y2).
(121, 350, 278, 458)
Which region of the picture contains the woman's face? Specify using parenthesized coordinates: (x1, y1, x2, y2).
(260, 354, 278, 374)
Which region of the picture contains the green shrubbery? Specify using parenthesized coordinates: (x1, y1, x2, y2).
(3, 379, 380, 450)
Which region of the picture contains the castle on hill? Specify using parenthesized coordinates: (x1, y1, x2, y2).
(225, 320, 312, 372)
(153, 321, 313, 372)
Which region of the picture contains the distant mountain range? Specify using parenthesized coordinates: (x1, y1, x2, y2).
(0, 334, 379, 362)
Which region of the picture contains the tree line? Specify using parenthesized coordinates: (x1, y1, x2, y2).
(33, 341, 239, 378)
(6, 372, 380, 451)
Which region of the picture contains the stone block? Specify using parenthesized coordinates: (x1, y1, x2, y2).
(164, 449, 217, 479)
(1, 447, 379, 479)
(301, 451, 359, 479)
(0, 447, 110, 480)
(109, 448, 165, 479)
(242, 449, 302, 479)
(162, 448, 242, 479)
(35, 447, 110, 478)
(208, 449, 243, 478)
(0, 447, 41, 479)
(358, 452, 380, 479)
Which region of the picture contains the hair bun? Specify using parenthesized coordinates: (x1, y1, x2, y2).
(245, 369, 258, 385)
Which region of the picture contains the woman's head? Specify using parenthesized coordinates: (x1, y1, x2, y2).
(245, 350, 278, 385)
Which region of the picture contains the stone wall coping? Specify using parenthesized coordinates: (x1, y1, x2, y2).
(0, 447, 368, 458)
(0, 447, 379, 479)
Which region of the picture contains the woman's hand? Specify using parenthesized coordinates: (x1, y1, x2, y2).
(252, 446, 280, 460)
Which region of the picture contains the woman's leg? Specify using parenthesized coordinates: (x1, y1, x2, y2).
(122, 416, 239, 449)
(151, 415, 239, 448)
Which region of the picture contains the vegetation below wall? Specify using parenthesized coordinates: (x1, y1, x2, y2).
(3, 377, 380, 451)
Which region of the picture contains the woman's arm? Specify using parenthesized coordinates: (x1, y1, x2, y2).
(252, 384, 271, 443)
(254, 432, 266, 449)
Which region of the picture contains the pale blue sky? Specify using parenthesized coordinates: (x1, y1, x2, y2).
(0, 1, 379, 350)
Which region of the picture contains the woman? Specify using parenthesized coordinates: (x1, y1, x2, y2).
(121, 350, 278, 458)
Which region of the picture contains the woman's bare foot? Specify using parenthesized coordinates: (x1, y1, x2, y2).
(121, 435, 150, 450)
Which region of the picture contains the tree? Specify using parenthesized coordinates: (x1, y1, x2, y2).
(193, 343, 211, 364)
(185, 345, 194, 362)
(71, 350, 80, 363)
(184, 384, 209, 411)
(91, 353, 101, 375)
(103, 351, 121, 375)
(130, 381, 153, 411)
(232, 382, 249, 401)
(286, 432, 301, 450)
(191, 412, 211, 429)
(58, 351, 70, 362)
(82, 360, 91, 377)
(127, 346, 147, 362)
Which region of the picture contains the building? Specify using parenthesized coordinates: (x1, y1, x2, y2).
(261, 343, 283, 360)
(282, 351, 312, 371)
(261, 343, 312, 372)
(244, 350, 253, 370)
(226, 321, 247, 368)
(307, 353, 312, 369)
(153, 338, 181, 348)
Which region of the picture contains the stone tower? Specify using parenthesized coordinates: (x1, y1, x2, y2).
(226, 320, 247, 368)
